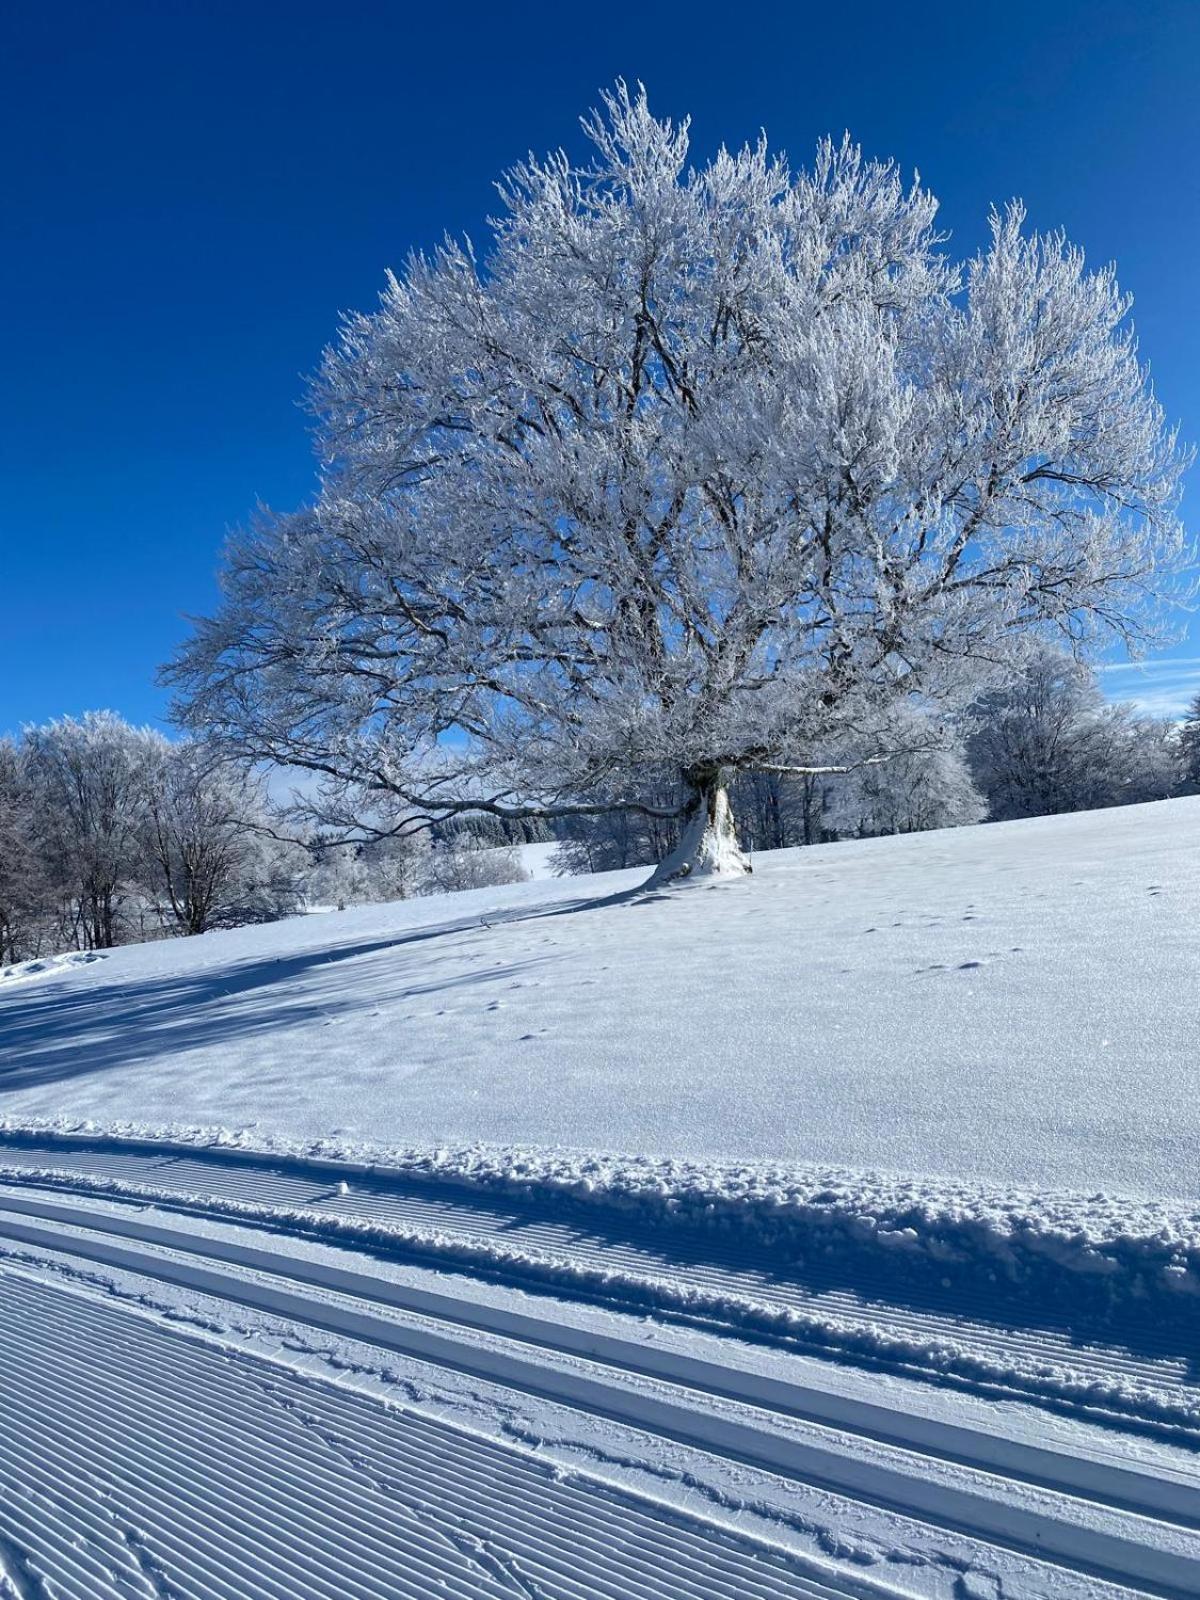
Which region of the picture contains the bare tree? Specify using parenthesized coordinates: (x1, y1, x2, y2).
(141, 743, 293, 934)
(167, 85, 1189, 885)
(22, 712, 159, 948)
(552, 772, 684, 873)
(731, 768, 834, 851)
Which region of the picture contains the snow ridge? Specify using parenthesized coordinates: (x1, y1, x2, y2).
(3, 1117, 1198, 1336)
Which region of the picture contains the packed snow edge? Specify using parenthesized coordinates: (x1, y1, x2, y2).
(3, 1115, 1197, 1331)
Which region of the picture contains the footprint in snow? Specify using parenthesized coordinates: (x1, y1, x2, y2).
(917, 958, 992, 975)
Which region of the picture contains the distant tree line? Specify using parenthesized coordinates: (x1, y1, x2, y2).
(0, 713, 301, 963)
(0, 712, 531, 965)
(3, 657, 1196, 964)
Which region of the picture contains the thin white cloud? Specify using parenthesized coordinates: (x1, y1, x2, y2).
(1100, 658, 1200, 718)
(1096, 656, 1200, 674)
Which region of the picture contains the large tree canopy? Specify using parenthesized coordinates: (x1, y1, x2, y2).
(168, 85, 1189, 879)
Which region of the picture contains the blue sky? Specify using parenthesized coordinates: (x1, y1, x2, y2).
(3, 0, 1199, 734)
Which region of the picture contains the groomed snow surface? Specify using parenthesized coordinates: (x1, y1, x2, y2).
(2, 800, 1198, 1598)
(0, 1139, 1198, 1600)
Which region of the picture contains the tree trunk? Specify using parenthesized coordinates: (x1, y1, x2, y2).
(649, 766, 751, 885)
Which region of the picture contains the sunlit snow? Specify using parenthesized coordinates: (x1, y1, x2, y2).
(2, 799, 1196, 1202)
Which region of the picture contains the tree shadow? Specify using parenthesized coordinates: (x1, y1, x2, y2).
(0, 922, 544, 1094)
(0, 876, 657, 1102)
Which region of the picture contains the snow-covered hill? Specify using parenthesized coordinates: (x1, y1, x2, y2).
(3, 802, 1200, 1599)
(2, 800, 1200, 1203)
(2, 798, 1197, 1203)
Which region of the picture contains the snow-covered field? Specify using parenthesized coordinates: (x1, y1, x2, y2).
(514, 839, 566, 879)
(2, 797, 1197, 1201)
(3, 800, 1200, 1599)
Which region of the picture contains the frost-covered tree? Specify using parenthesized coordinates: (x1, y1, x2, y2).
(11, 716, 302, 950)
(422, 841, 530, 895)
(1123, 712, 1185, 805)
(1181, 691, 1200, 792)
(831, 723, 986, 838)
(0, 740, 49, 964)
(142, 744, 297, 934)
(303, 845, 375, 911)
(304, 831, 430, 909)
(22, 712, 160, 948)
(966, 646, 1178, 819)
(167, 85, 1189, 883)
(365, 832, 432, 901)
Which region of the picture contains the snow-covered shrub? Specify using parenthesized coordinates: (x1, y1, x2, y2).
(420, 843, 530, 895)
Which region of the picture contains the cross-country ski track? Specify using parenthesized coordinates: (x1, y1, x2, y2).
(0, 1141, 1197, 1598)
